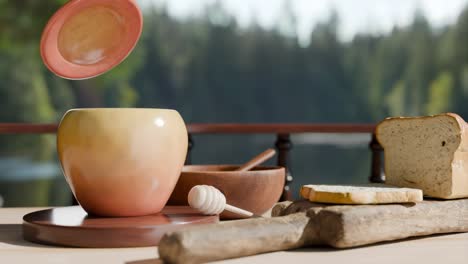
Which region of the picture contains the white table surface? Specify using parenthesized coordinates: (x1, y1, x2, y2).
(1, 207, 467, 264)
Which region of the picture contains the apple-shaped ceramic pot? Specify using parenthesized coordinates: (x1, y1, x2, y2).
(57, 108, 188, 217)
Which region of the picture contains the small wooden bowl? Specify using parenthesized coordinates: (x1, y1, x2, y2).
(168, 165, 285, 219)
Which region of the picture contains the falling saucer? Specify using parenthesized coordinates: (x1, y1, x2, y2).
(40, 0, 143, 80)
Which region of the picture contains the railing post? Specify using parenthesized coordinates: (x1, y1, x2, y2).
(275, 133, 293, 201)
(185, 133, 193, 165)
(369, 133, 385, 183)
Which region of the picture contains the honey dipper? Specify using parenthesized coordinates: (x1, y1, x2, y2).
(187, 149, 276, 217)
(188, 185, 256, 218)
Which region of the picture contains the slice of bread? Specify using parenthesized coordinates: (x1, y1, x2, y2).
(376, 113, 468, 199)
(300, 184, 423, 204)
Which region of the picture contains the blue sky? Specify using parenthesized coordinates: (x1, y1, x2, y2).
(138, 0, 468, 42)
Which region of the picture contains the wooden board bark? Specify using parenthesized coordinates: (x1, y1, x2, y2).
(159, 199, 468, 264)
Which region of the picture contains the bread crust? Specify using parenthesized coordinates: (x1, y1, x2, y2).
(376, 113, 468, 199)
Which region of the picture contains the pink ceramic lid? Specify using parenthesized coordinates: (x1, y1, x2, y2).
(40, 0, 143, 80)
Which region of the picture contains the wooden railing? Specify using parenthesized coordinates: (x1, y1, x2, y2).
(0, 123, 385, 201)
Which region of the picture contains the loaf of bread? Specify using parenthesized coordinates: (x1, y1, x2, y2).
(300, 184, 422, 204)
(376, 113, 468, 199)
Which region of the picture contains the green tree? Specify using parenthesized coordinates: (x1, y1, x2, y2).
(385, 80, 406, 116)
(426, 72, 454, 115)
(403, 12, 435, 116)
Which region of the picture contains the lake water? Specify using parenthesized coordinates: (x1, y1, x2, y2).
(0, 133, 373, 206)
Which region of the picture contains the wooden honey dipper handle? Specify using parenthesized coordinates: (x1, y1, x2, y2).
(236, 148, 276, 172)
(188, 185, 254, 218)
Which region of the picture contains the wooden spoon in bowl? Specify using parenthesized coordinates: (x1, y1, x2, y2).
(236, 148, 276, 171)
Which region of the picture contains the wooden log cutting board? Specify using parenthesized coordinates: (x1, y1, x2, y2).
(158, 199, 468, 264)
(22, 206, 218, 248)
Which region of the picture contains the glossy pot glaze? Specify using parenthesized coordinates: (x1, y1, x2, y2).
(57, 108, 188, 217)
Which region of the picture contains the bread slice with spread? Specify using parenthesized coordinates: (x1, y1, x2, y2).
(300, 184, 423, 204)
